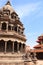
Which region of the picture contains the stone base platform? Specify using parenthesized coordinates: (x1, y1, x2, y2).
(0, 53, 36, 65)
(0, 53, 25, 65)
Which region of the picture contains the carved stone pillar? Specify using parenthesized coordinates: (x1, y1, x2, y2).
(17, 43, 19, 53)
(12, 42, 14, 53)
(11, 25, 13, 31)
(17, 26, 18, 32)
(21, 44, 23, 52)
(5, 41, 7, 53)
(23, 44, 26, 52)
(0, 23, 2, 29)
(11, 26, 12, 31)
(0, 23, 1, 30)
(20, 29, 21, 34)
(7, 23, 8, 31)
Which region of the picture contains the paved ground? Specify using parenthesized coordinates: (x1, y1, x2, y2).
(37, 60, 43, 65)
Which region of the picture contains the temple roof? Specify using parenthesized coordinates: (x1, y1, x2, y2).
(38, 34, 43, 40)
(33, 34, 43, 53)
(31, 44, 43, 53)
(34, 44, 43, 48)
(0, 1, 23, 26)
(31, 49, 43, 52)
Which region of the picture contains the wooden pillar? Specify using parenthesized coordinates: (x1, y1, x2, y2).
(4, 41, 7, 53)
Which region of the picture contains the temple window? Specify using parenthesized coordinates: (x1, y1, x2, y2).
(21, 28, 24, 34)
(18, 27, 20, 34)
(11, 12, 16, 19)
(21, 29, 23, 34)
(18, 29, 20, 33)
(0, 14, 1, 17)
(0, 14, 2, 18)
(8, 25, 11, 30)
(0, 40, 5, 52)
(23, 44, 25, 52)
(19, 43, 21, 51)
(12, 26, 14, 30)
(1, 22, 7, 30)
(23, 44, 25, 49)
(0, 11, 3, 18)
(14, 26, 17, 32)
(11, 15, 16, 19)
(3, 10, 10, 16)
(21, 31, 23, 34)
(11, 15, 13, 19)
(14, 41, 18, 52)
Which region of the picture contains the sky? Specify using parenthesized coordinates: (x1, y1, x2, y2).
(0, 0, 43, 48)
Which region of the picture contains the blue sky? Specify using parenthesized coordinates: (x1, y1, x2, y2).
(0, 0, 43, 48)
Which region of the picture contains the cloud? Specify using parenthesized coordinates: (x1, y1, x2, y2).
(15, 2, 41, 18)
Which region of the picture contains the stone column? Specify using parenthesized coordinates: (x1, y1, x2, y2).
(12, 42, 14, 53)
(0, 23, 1, 30)
(11, 25, 13, 31)
(20, 29, 21, 34)
(17, 26, 20, 34)
(1, 23, 2, 30)
(21, 44, 23, 52)
(17, 43, 19, 53)
(17, 26, 18, 32)
(23, 44, 26, 52)
(7, 23, 8, 31)
(11, 26, 12, 31)
(4, 41, 7, 53)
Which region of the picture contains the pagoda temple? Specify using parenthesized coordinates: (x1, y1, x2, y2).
(33, 34, 43, 59)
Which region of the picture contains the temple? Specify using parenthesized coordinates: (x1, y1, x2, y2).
(0, 1, 26, 53)
(0, 1, 37, 65)
(33, 34, 43, 60)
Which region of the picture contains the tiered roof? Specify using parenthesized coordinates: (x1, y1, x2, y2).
(33, 34, 43, 52)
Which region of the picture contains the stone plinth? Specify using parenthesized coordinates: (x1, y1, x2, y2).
(0, 53, 25, 65)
